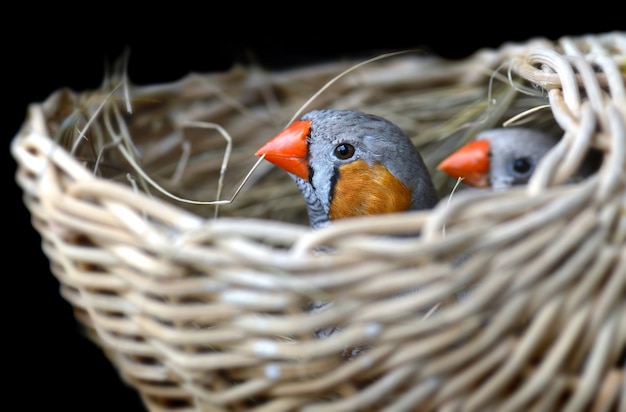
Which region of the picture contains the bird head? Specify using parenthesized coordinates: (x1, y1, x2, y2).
(437, 128, 561, 190)
(256, 109, 439, 228)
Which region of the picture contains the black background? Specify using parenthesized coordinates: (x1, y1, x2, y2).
(6, 8, 622, 411)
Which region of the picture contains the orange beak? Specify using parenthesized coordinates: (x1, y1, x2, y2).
(255, 120, 311, 180)
(437, 139, 491, 188)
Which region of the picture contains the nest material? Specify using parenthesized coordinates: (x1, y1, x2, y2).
(11, 32, 626, 412)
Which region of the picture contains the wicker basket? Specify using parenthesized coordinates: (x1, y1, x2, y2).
(11, 32, 625, 412)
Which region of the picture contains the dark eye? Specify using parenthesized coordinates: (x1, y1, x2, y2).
(334, 143, 355, 160)
(512, 157, 533, 175)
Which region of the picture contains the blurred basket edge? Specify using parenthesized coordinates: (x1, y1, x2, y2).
(10, 32, 626, 412)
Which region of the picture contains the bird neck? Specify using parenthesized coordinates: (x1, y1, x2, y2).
(293, 175, 331, 229)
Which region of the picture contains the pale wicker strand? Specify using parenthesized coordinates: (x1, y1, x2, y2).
(598, 104, 626, 202)
(565, 308, 622, 411)
(501, 302, 590, 411)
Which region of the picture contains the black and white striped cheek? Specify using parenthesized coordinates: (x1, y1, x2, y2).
(327, 166, 340, 213)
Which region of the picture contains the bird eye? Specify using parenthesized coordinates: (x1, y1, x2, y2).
(334, 143, 355, 160)
(512, 157, 533, 175)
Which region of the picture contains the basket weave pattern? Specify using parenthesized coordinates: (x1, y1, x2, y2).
(11, 33, 626, 411)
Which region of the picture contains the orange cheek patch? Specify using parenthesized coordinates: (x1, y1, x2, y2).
(329, 161, 412, 220)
